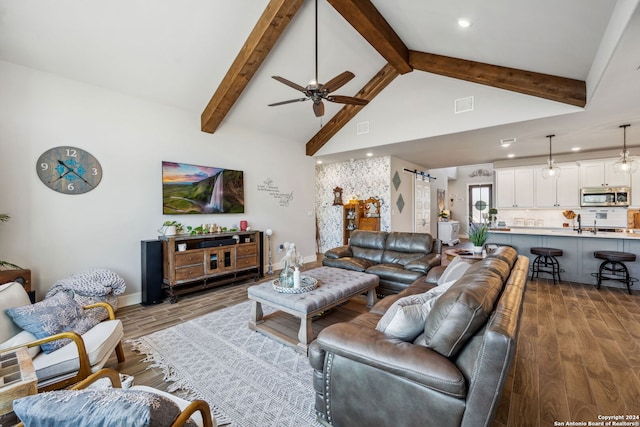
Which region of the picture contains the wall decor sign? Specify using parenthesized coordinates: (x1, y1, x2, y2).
(162, 161, 244, 214)
(257, 177, 293, 207)
(469, 168, 493, 177)
(36, 146, 102, 194)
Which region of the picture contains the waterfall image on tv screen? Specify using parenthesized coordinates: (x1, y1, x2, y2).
(162, 161, 244, 214)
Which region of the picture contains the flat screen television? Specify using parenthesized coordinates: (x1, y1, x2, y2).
(162, 161, 244, 214)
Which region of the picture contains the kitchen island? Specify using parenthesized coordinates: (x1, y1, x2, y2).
(488, 227, 640, 291)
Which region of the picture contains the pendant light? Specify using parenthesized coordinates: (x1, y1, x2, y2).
(541, 134, 561, 179)
(612, 124, 637, 174)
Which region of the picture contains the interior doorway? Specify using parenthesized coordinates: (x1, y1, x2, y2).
(414, 177, 430, 233)
(468, 184, 493, 224)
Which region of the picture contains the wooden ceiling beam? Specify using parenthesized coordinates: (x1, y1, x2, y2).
(327, 0, 412, 74)
(200, 0, 304, 134)
(306, 63, 399, 156)
(409, 50, 586, 107)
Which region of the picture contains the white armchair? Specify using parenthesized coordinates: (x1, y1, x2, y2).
(0, 281, 125, 391)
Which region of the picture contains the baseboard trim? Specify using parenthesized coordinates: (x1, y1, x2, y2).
(119, 292, 142, 308)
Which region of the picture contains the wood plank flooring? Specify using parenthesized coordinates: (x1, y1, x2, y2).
(105, 259, 640, 426)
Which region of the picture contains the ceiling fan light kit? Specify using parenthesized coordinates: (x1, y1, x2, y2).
(541, 134, 561, 179)
(268, 0, 368, 117)
(612, 124, 638, 175)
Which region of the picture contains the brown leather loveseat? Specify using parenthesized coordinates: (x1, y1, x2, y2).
(322, 230, 442, 296)
(309, 246, 528, 427)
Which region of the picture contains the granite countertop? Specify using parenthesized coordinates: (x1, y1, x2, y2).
(489, 227, 640, 239)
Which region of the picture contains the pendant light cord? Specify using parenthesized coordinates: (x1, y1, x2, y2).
(546, 134, 555, 165)
(621, 124, 630, 154)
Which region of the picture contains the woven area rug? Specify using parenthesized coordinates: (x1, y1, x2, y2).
(129, 301, 322, 427)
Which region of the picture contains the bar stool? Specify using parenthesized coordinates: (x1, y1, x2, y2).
(592, 251, 638, 294)
(530, 247, 563, 284)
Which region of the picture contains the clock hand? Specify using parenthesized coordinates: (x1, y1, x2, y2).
(57, 160, 92, 187)
(52, 169, 73, 183)
(68, 168, 93, 187)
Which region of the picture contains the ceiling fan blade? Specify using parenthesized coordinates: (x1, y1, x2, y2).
(271, 76, 306, 93)
(323, 71, 355, 93)
(328, 95, 369, 106)
(268, 98, 308, 107)
(313, 101, 325, 117)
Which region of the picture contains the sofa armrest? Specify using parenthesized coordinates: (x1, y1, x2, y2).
(425, 265, 446, 284)
(316, 322, 465, 397)
(323, 245, 352, 259)
(404, 253, 442, 274)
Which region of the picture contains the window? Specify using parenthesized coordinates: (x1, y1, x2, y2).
(469, 184, 492, 224)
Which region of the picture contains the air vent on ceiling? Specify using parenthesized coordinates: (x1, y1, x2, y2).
(356, 121, 370, 135)
(454, 96, 474, 114)
(500, 138, 516, 147)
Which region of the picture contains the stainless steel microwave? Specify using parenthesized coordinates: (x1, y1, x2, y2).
(580, 187, 630, 207)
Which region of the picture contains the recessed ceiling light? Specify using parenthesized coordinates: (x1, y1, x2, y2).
(366, 152, 373, 157)
(571, 147, 581, 151)
(507, 153, 515, 158)
(316, 160, 323, 164)
(458, 18, 472, 28)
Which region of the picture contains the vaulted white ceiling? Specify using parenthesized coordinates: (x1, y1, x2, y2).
(1, 0, 638, 168)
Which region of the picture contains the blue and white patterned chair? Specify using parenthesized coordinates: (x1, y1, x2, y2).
(0, 281, 125, 391)
(13, 368, 216, 427)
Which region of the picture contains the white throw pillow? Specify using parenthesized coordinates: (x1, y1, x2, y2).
(437, 256, 472, 285)
(422, 279, 457, 311)
(0, 330, 41, 358)
(376, 280, 457, 341)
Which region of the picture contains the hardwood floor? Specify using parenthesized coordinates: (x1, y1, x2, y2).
(105, 260, 640, 427)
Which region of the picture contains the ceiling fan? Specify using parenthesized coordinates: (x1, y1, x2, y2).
(268, 0, 369, 117)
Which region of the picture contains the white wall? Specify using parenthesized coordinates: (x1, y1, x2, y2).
(0, 60, 316, 305)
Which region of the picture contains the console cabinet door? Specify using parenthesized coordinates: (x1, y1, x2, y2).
(205, 247, 236, 276)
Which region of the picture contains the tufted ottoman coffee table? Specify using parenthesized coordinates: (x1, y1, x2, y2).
(247, 266, 378, 354)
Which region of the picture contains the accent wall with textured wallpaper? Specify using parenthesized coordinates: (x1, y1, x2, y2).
(315, 156, 432, 253)
(315, 157, 391, 253)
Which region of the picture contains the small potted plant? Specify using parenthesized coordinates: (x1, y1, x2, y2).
(467, 221, 489, 254)
(159, 220, 184, 236)
(0, 214, 22, 270)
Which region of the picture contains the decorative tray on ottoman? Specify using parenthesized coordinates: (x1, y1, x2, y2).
(272, 276, 318, 293)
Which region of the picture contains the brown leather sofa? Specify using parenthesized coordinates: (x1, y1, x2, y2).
(309, 246, 529, 427)
(322, 230, 442, 296)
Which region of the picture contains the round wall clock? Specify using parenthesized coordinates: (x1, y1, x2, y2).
(36, 146, 102, 194)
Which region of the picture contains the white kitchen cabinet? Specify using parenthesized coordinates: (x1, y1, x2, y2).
(438, 221, 460, 246)
(535, 163, 580, 207)
(496, 168, 535, 208)
(580, 159, 630, 187)
(631, 170, 640, 207)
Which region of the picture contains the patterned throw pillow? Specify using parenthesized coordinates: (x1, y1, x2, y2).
(6, 289, 100, 353)
(13, 389, 198, 427)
